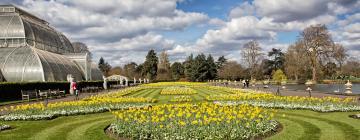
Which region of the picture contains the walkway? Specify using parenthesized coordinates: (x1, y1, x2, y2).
(212, 83, 357, 98)
(0, 87, 127, 111)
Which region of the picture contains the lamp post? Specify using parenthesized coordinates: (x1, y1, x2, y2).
(305, 80, 313, 97)
(344, 80, 352, 95)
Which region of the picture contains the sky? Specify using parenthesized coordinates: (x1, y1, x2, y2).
(1, 0, 359, 66)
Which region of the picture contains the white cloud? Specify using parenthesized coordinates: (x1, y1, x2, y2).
(19, 0, 209, 42)
(196, 16, 276, 50)
(90, 33, 176, 65)
(229, 1, 255, 18)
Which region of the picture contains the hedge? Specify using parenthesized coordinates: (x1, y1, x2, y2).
(0, 81, 133, 101)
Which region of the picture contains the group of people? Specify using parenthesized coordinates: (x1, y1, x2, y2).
(242, 79, 250, 88)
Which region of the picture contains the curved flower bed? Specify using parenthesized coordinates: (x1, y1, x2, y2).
(207, 93, 360, 112)
(109, 103, 278, 140)
(0, 88, 156, 121)
(170, 96, 192, 102)
(160, 87, 197, 95)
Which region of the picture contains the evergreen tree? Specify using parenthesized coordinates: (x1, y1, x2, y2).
(171, 62, 184, 80)
(216, 56, 227, 69)
(98, 57, 112, 76)
(184, 54, 195, 81)
(142, 50, 158, 80)
(194, 53, 207, 81)
(265, 48, 285, 74)
(206, 54, 217, 80)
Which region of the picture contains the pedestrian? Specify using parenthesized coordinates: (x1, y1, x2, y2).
(242, 79, 246, 88)
(246, 79, 250, 88)
(71, 81, 79, 100)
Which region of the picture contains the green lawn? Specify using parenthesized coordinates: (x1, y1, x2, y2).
(1, 86, 360, 140)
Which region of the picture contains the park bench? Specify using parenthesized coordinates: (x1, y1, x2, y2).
(51, 89, 66, 97)
(38, 90, 49, 99)
(21, 90, 38, 101)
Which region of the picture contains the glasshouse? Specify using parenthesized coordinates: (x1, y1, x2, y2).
(0, 5, 103, 82)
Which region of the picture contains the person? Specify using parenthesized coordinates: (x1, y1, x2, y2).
(242, 79, 246, 88)
(245, 79, 250, 88)
(72, 81, 79, 100)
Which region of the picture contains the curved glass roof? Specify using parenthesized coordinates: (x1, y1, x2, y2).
(0, 5, 74, 54)
(0, 5, 103, 82)
(0, 46, 83, 82)
(91, 62, 103, 81)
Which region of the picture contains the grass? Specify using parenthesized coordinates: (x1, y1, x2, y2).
(1, 86, 360, 140)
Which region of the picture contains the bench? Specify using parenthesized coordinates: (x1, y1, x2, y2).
(38, 90, 49, 99)
(39, 89, 67, 99)
(49, 89, 66, 97)
(21, 90, 38, 101)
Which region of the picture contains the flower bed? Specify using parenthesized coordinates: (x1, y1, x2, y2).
(143, 82, 206, 87)
(160, 87, 197, 95)
(170, 96, 192, 102)
(0, 87, 156, 121)
(207, 93, 360, 112)
(109, 103, 278, 140)
(0, 124, 10, 131)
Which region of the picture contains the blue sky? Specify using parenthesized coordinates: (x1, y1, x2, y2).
(1, 0, 359, 66)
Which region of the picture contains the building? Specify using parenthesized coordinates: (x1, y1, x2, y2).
(0, 5, 103, 82)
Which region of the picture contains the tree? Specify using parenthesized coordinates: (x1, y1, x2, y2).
(332, 44, 347, 71)
(171, 62, 184, 81)
(206, 54, 217, 80)
(300, 24, 334, 81)
(156, 50, 172, 80)
(123, 62, 139, 78)
(218, 61, 244, 80)
(342, 59, 360, 77)
(184, 54, 195, 81)
(98, 57, 111, 76)
(241, 40, 263, 79)
(284, 42, 309, 81)
(193, 53, 208, 81)
(323, 62, 337, 79)
(272, 69, 287, 85)
(267, 48, 285, 71)
(142, 50, 158, 80)
(72, 42, 91, 55)
(216, 56, 227, 69)
(108, 66, 123, 76)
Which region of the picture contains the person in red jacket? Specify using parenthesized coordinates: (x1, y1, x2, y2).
(71, 81, 79, 100)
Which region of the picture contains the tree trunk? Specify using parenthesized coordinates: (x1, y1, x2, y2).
(312, 66, 316, 81)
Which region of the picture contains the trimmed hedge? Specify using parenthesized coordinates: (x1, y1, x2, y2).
(0, 81, 133, 101)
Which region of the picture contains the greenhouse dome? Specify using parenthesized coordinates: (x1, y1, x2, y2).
(0, 5, 103, 82)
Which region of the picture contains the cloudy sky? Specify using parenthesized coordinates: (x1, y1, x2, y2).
(2, 0, 359, 66)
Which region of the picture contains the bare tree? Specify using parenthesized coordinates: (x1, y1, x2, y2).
(157, 50, 172, 80)
(241, 40, 263, 79)
(72, 42, 91, 56)
(218, 61, 244, 80)
(332, 43, 347, 70)
(284, 41, 309, 81)
(300, 24, 334, 81)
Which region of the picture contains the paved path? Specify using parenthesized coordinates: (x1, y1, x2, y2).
(0, 87, 127, 110)
(211, 83, 358, 98)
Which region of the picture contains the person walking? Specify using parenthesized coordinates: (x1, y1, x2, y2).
(71, 81, 79, 100)
(242, 79, 246, 88)
(245, 79, 250, 88)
